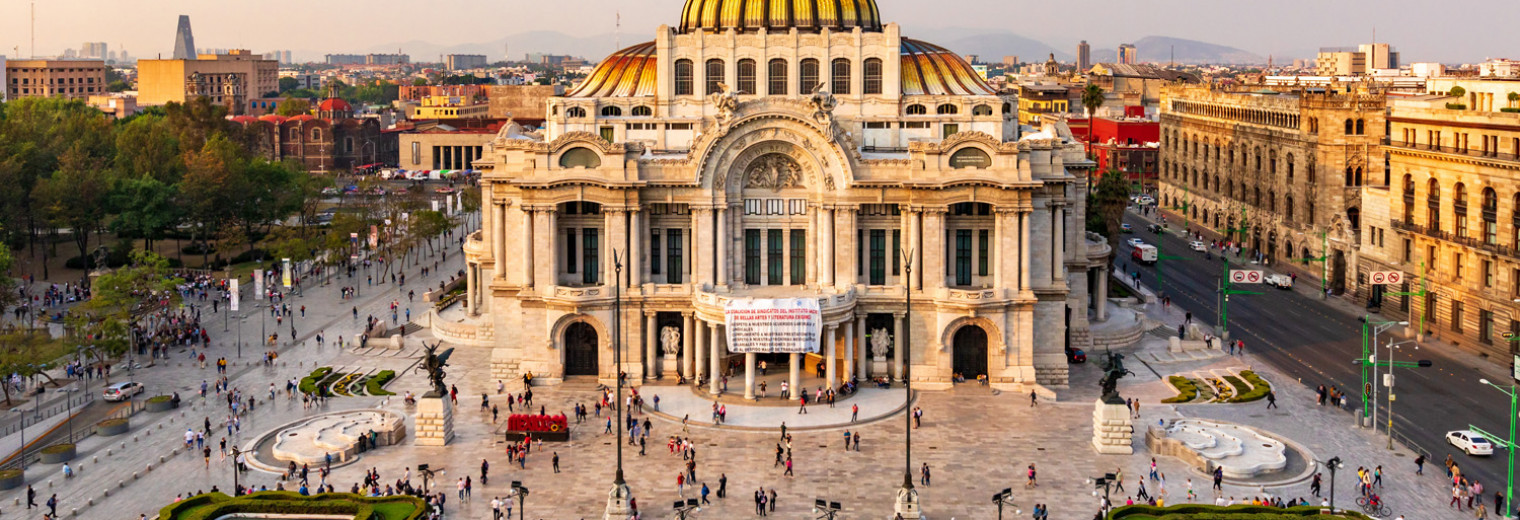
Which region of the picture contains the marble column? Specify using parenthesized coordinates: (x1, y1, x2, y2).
(684, 312, 697, 380)
(716, 206, 728, 286)
(693, 208, 713, 286)
(493, 202, 507, 279)
(788, 353, 800, 399)
(466, 265, 477, 316)
(819, 206, 835, 286)
(923, 209, 946, 290)
(535, 208, 558, 288)
(1052, 206, 1065, 284)
(604, 209, 626, 286)
(855, 313, 867, 380)
(521, 208, 535, 287)
(709, 323, 721, 395)
(843, 319, 854, 385)
(835, 206, 856, 286)
(1019, 210, 1031, 292)
(1095, 268, 1109, 321)
(644, 312, 658, 379)
(893, 311, 905, 380)
(993, 209, 1005, 290)
(825, 324, 837, 391)
(630, 210, 643, 286)
(744, 352, 757, 400)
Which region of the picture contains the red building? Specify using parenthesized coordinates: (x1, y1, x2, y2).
(1087, 111, 1159, 189)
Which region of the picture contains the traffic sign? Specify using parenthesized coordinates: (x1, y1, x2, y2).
(1368, 271, 1404, 285)
(1229, 270, 1264, 284)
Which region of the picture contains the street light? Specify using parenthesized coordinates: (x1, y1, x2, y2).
(813, 498, 842, 520)
(1316, 457, 1344, 512)
(11, 409, 26, 471)
(672, 498, 700, 519)
(510, 480, 529, 520)
(991, 488, 1021, 520)
(895, 248, 919, 517)
(1357, 317, 1407, 428)
(1088, 473, 1116, 513)
(1475, 379, 1517, 519)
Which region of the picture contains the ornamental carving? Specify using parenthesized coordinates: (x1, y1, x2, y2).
(744, 154, 804, 191)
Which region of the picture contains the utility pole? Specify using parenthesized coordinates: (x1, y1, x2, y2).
(1217, 208, 1261, 341)
(1300, 229, 1330, 299)
(1389, 261, 1429, 342)
(1472, 377, 1517, 519)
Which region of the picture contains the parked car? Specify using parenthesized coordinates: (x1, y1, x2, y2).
(1138, 196, 1156, 206)
(103, 381, 144, 402)
(1189, 241, 1207, 252)
(1065, 346, 1087, 364)
(1265, 274, 1293, 289)
(1121, 223, 1134, 233)
(1447, 430, 1495, 456)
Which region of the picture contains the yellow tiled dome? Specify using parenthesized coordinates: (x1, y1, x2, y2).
(567, 42, 658, 98)
(678, 0, 882, 33)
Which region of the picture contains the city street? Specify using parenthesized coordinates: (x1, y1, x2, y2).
(1124, 207, 1514, 491)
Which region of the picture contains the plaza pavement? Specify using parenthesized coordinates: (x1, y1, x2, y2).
(0, 219, 1486, 520)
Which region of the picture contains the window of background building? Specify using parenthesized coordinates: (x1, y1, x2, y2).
(667, 229, 683, 284)
(767, 59, 787, 96)
(411, 142, 421, 165)
(1428, 245, 1438, 272)
(790, 230, 805, 285)
(1481, 310, 1494, 344)
(767, 230, 784, 285)
(799, 59, 819, 94)
(737, 59, 756, 95)
(830, 58, 851, 95)
(1451, 299, 1463, 332)
(705, 59, 725, 95)
(745, 230, 761, 285)
(863, 58, 882, 95)
(1455, 252, 1464, 278)
(1484, 259, 1494, 287)
(650, 230, 661, 276)
(674, 60, 693, 96)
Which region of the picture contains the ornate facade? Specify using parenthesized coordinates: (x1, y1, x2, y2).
(456, 0, 1102, 393)
(1158, 84, 1385, 295)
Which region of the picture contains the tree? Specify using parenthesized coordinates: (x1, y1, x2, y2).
(1087, 168, 1132, 257)
(1449, 86, 1466, 98)
(411, 78, 429, 86)
(411, 210, 452, 254)
(107, 80, 130, 92)
(33, 144, 115, 263)
(180, 134, 247, 265)
(109, 176, 181, 252)
(1082, 83, 1105, 119)
(279, 77, 300, 93)
(1509, 91, 1519, 108)
(113, 113, 184, 183)
(73, 250, 182, 383)
(276, 98, 311, 117)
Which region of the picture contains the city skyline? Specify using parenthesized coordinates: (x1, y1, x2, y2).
(0, 0, 1511, 64)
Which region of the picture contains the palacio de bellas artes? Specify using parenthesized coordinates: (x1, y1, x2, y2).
(456, 1, 1105, 394)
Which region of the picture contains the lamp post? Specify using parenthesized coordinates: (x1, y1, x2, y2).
(1474, 378, 1518, 519)
(228, 445, 246, 496)
(813, 498, 842, 520)
(511, 480, 530, 520)
(673, 498, 700, 519)
(11, 409, 26, 471)
(1378, 338, 1425, 449)
(895, 248, 919, 517)
(1357, 318, 1406, 428)
(1088, 473, 1116, 514)
(1317, 457, 1343, 512)
(604, 248, 632, 519)
(991, 488, 1021, 520)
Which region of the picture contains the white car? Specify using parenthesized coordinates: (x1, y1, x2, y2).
(103, 381, 144, 402)
(1138, 196, 1156, 206)
(1189, 241, 1207, 252)
(1127, 238, 1146, 248)
(1265, 274, 1293, 289)
(1447, 430, 1495, 456)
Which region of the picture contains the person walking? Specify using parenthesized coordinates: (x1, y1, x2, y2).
(1030, 389, 1038, 407)
(701, 482, 711, 505)
(920, 463, 931, 486)
(851, 403, 859, 422)
(1027, 463, 1038, 487)
(797, 392, 808, 414)
(1415, 454, 1425, 475)
(1266, 390, 1278, 409)
(552, 451, 560, 473)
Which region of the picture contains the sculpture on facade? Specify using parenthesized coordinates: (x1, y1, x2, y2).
(659, 326, 681, 356)
(744, 154, 803, 191)
(711, 82, 740, 125)
(1097, 350, 1134, 403)
(807, 86, 837, 135)
(870, 328, 891, 360)
(416, 342, 454, 397)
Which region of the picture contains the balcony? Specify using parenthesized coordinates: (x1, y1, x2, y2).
(1391, 220, 1519, 260)
(1385, 140, 1520, 163)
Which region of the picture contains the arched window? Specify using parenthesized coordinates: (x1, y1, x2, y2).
(1254, 187, 1261, 207)
(1513, 194, 1520, 247)
(1286, 154, 1295, 181)
(559, 147, 602, 168)
(1482, 187, 1498, 244)
(1269, 192, 1277, 213)
(972, 105, 993, 116)
(1307, 162, 1316, 183)
(1454, 182, 1469, 238)
(736, 59, 757, 94)
(289, 127, 299, 140)
(600, 106, 622, 117)
(799, 59, 820, 93)
(830, 58, 851, 95)
(1426, 179, 1441, 231)
(906, 104, 926, 115)
(566, 106, 587, 118)
(1355, 119, 1365, 135)
(705, 59, 725, 95)
(631, 106, 652, 116)
(1402, 174, 1415, 223)
(1345, 167, 1355, 186)
(674, 59, 694, 96)
(1002, 102, 1012, 114)
(1285, 196, 1295, 223)
(1307, 202, 1317, 224)
(767, 59, 787, 96)
(1345, 119, 1354, 135)
(936, 103, 958, 115)
(311, 128, 322, 141)
(1254, 148, 1262, 172)
(864, 58, 883, 95)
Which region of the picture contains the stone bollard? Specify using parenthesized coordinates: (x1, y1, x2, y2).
(158, 423, 164, 429)
(120, 442, 126, 450)
(92, 456, 97, 464)
(106, 449, 112, 456)
(132, 472, 138, 480)
(47, 479, 52, 487)
(145, 463, 152, 471)
(71, 507, 78, 516)
(13, 498, 18, 506)
(87, 498, 92, 506)
(118, 481, 124, 489)
(159, 456, 165, 463)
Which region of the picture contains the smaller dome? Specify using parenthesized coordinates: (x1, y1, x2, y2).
(257, 114, 288, 124)
(900, 39, 996, 96)
(318, 98, 352, 112)
(569, 42, 657, 98)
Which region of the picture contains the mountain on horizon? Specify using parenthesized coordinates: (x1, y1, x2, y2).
(1093, 36, 1265, 65)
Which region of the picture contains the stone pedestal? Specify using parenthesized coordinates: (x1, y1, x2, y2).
(871, 358, 888, 377)
(602, 482, 633, 520)
(413, 395, 454, 446)
(1092, 398, 1134, 455)
(893, 486, 922, 519)
(662, 354, 679, 379)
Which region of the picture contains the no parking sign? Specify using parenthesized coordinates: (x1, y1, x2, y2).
(1368, 271, 1404, 285)
(1229, 270, 1263, 284)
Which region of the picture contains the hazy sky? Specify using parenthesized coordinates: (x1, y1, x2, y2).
(0, 0, 1509, 63)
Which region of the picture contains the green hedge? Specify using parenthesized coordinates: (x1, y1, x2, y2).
(1446, 103, 1468, 110)
(1109, 504, 1374, 520)
(366, 370, 396, 396)
(1162, 376, 1197, 403)
(1501, 107, 1520, 113)
(147, 395, 174, 404)
(300, 367, 334, 395)
(1229, 371, 1272, 403)
(159, 491, 426, 520)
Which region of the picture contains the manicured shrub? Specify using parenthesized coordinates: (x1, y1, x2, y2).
(366, 370, 396, 396)
(1162, 375, 1197, 403)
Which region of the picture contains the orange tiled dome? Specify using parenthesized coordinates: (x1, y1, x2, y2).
(318, 98, 352, 112)
(678, 0, 881, 33)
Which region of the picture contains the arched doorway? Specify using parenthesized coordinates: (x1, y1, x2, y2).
(952, 325, 988, 379)
(564, 322, 599, 376)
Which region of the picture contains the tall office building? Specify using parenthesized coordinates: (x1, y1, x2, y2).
(1117, 44, 1137, 65)
(80, 42, 108, 60)
(172, 16, 196, 60)
(1078, 40, 1091, 71)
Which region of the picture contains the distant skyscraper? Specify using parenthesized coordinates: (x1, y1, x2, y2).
(172, 15, 196, 60)
(79, 42, 108, 59)
(1118, 43, 1137, 65)
(1078, 41, 1091, 71)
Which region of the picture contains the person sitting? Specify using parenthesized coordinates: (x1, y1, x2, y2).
(951, 372, 966, 383)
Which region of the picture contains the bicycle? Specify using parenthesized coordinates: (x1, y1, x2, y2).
(1356, 495, 1391, 517)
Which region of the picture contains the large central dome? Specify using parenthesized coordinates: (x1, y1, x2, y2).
(678, 0, 882, 33)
